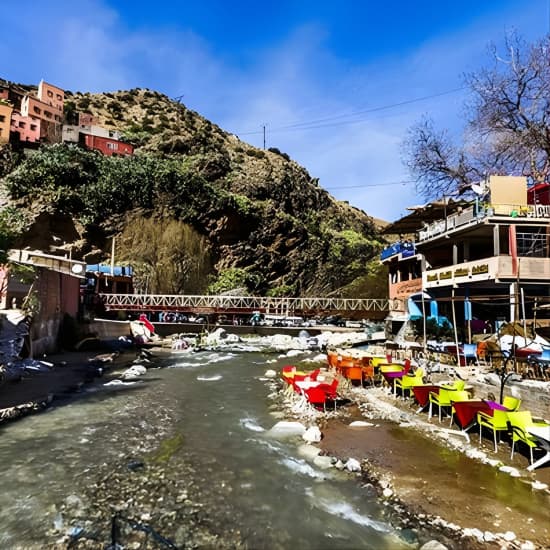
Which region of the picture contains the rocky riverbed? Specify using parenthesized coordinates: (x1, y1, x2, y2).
(1, 332, 549, 549)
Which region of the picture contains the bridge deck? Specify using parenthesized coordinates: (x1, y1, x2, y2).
(99, 294, 389, 315)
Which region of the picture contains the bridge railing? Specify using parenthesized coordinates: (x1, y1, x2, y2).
(98, 294, 389, 313)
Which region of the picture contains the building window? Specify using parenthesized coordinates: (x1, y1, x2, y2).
(0, 115, 4, 123)
(47, 90, 53, 97)
(30, 124, 37, 131)
(33, 106, 41, 115)
(19, 121, 26, 128)
(56, 94, 62, 101)
(107, 142, 118, 150)
(44, 110, 52, 119)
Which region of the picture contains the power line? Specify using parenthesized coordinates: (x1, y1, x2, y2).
(324, 180, 413, 190)
(236, 86, 465, 136)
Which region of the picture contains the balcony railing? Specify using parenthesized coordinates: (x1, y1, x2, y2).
(418, 202, 550, 242)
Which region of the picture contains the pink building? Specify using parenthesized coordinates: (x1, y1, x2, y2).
(21, 80, 64, 143)
(10, 111, 40, 144)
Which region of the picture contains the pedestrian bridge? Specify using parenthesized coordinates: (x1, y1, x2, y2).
(99, 293, 389, 316)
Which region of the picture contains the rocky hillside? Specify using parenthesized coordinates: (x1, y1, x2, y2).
(0, 86, 387, 297)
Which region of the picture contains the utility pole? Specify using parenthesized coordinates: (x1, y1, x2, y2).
(262, 124, 266, 149)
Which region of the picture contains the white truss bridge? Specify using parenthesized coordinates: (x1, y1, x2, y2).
(100, 293, 389, 315)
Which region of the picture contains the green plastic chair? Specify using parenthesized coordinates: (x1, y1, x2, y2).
(502, 396, 521, 411)
(394, 367, 425, 399)
(477, 409, 509, 452)
(448, 390, 473, 427)
(508, 411, 549, 465)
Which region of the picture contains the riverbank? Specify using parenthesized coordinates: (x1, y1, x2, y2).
(274, 377, 550, 550)
(0, 348, 132, 424)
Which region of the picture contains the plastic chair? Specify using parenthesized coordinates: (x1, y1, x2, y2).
(429, 388, 453, 422)
(461, 343, 478, 365)
(346, 366, 364, 386)
(477, 409, 509, 452)
(394, 367, 425, 399)
(502, 396, 521, 411)
(441, 379, 465, 391)
(508, 411, 550, 465)
(304, 386, 329, 412)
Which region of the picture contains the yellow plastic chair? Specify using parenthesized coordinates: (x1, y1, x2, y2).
(502, 396, 521, 411)
(429, 387, 453, 422)
(508, 411, 550, 465)
(394, 368, 425, 399)
(448, 390, 473, 427)
(477, 409, 509, 452)
(441, 379, 465, 391)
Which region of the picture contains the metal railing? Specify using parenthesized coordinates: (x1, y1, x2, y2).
(99, 293, 389, 313)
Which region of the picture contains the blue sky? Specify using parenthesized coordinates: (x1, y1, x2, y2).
(2, 1, 549, 221)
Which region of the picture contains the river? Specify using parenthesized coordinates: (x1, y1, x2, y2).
(0, 348, 425, 549)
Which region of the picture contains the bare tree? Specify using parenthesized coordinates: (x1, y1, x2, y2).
(403, 117, 476, 199)
(404, 32, 550, 199)
(117, 215, 212, 294)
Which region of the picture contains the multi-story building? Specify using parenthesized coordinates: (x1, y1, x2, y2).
(63, 123, 133, 157)
(383, 175, 550, 340)
(10, 111, 40, 144)
(79, 133, 134, 156)
(0, 100, 13, 144)
(62, 124, 123, 144)
(20, 80, 64, 143)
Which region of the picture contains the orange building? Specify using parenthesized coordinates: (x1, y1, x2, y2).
(0, 100, 13, 144)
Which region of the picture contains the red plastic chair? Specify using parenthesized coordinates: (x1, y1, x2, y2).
(304, 386, 329, 411)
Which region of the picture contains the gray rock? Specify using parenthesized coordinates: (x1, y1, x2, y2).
(419, 541, 448, 550)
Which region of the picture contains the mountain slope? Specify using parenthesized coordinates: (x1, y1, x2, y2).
(1, 86, 387, 297)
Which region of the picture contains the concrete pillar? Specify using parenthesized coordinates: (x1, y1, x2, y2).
(493, 225, 500, 256)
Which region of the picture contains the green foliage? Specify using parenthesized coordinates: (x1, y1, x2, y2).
(268, 147, 290, 161)
(207, 267, 261, 294)
(231, 193, 255, 215)
(411, 317, 454, 341)
(267, 284, 295, 297)
(0, 207, 28, 262)
(4, 144, 98, 213)
(246, 149, 265, 159)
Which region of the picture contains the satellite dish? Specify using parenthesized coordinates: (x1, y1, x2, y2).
(71, 264, 84, 274)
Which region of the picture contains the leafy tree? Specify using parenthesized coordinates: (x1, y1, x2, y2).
(207, 267, 261, 295)
(0, 206, 28, 263)
(404, 33, 550, 199)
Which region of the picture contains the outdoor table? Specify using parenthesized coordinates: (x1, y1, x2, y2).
(451, 400, 508, 431)
(412, 384, 440, 411)
(294, 380, 322, 392)
(526, 424, 550, 471)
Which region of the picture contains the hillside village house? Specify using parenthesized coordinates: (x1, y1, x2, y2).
(20, 80, 64, 143)
(10, 111, 40, 144)
(0, 100, 13, 144)
(63, 123, 134, 157)
(381, 175, 550, 340)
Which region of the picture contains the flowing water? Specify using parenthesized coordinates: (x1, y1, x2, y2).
(0, 349, 416, 549)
